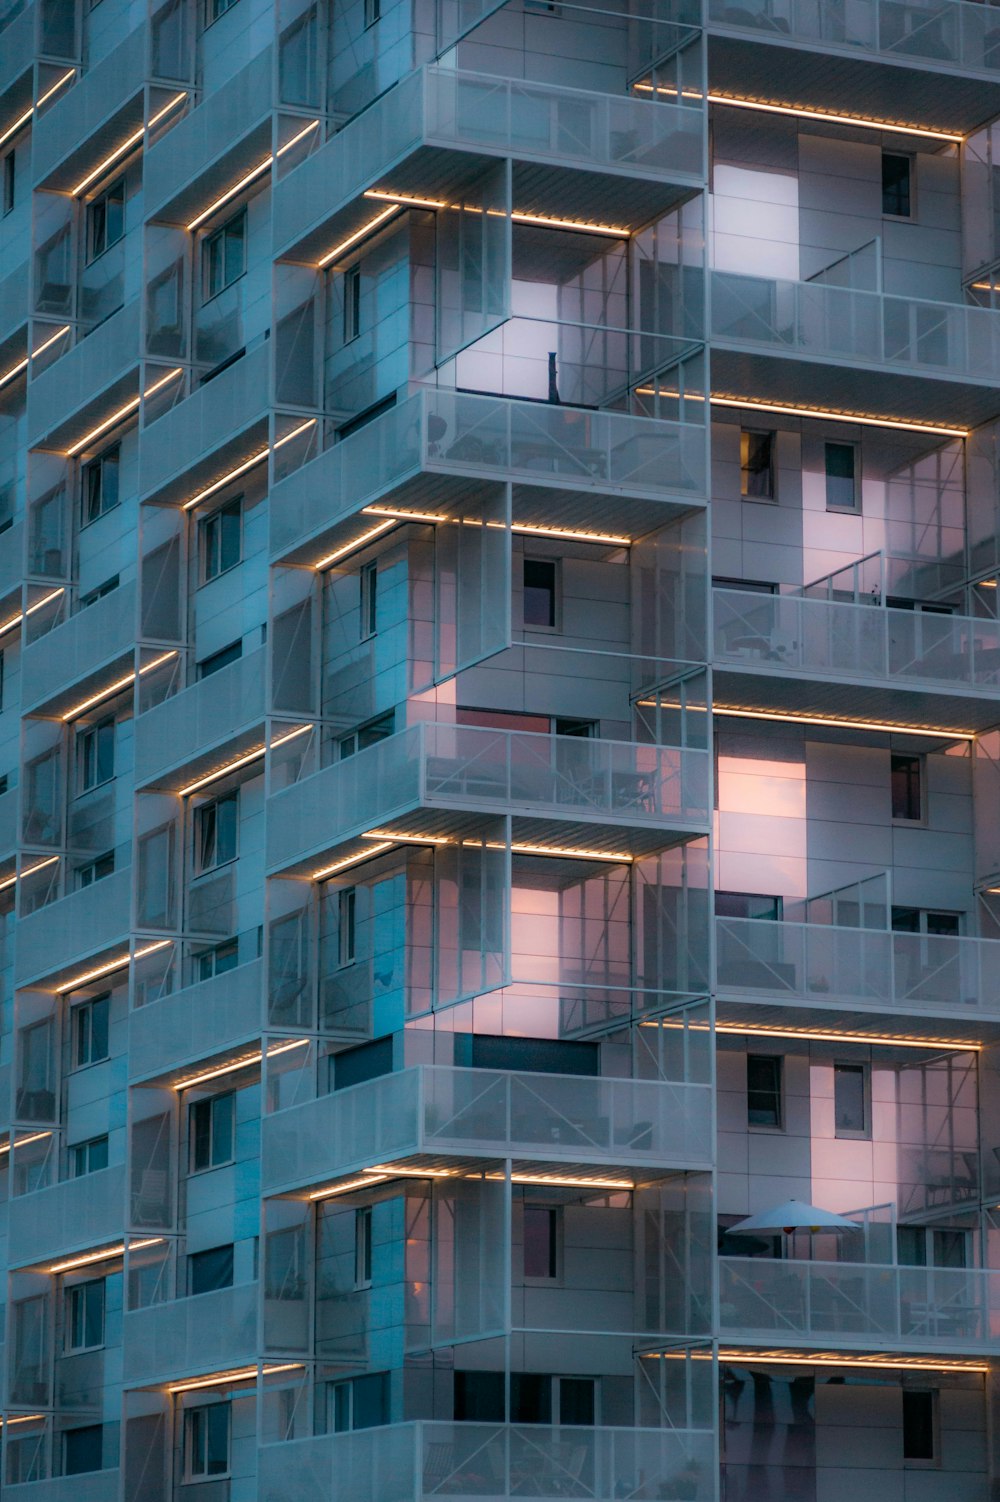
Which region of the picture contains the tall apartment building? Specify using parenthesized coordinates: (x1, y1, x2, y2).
(1, 0, 1000, 1497)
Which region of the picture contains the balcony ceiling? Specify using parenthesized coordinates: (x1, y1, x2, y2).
(716, 995, 1000, 1046)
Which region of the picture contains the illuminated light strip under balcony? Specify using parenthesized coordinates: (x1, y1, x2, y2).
(507, 1172, 635, 1189)
(175, 724, 311, 799)
(709, 395, 968, 440)
(71, 93, 189, 197)
(702, 91, 964, 143)
(718, 1349, 989, 1374)
(309, 1175, 391, 1201)
(317, 205, 403, 267)
(181, 419, 317, 511)
(361, 829, 635, 863)
(55, 938, 172, 995)
(0, 855, 61, 895)
(0, 69, 77, 152)
(60, 649, 179, 723)
(363, 189, 631, 237)
(167, 1363, 304, 1395)
(47, 1237, 164, 1275)
(314, 520, 397, 570)
(311, 841, 394, 880)
(0, 324, 72, 392)
(64, 367, 184, 458)
(0, 1131, 53, 1155)
(172, 1036, 309, 1092)
(185, 119, 320, 232)
(361, 512, 634, 548)
(0, 1415, 48, 1427)
(713, 1020, 981, 1052)
(0, 587, 66, 641)
(711, 706, 978, 741)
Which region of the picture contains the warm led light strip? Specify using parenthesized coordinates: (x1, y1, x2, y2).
(168, 1363, 303, 1395)
(0, 855, 60, 894)
(61, 649, 178, 723)
(714, 1020, 981, 1051)
(359, 508, 633, 548)
(175, 724, 311, 798)
(709, 395, 967, 440)
(311, 841, 394, 880)
(186, 119, 320, 231)
(172, 1036, 309, 1092)
(47, 1236, 164, 1275)
(181, 419, 316, 511)
(0, 1415, 48, 1427)
(0, 325, 72, 392)
(0, 587, 66, 641)
(55, 938, 172, 995)
(0, 69, 76, 152)
(360, 829, 634, 863)
(65, 368, 183, 457)
(314, 520, 396, 570)
(0, 1131, 52, 1155)
(718, 1348, 988, 1374)
(712, 705, 978, 741)
(71, 94, 188, 196)
(704, 91, 964, 143)
(318, 205, 403, 267)
(362, 189, 630, 237)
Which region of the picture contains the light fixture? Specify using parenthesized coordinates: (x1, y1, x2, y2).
(311, 842, 393, 880)
(308, 1175, 390, 1202)
(175, 724, 310, 798)
(511, 841, 633, 863)
(363, 189, 630, 238)
(713, 1020, 981, 1052)
(0, 1414, 47, 1427)
(181, 419, 316, 511)
(0, 854, 60, 894)
(509, 1171, 634, 1189)
(317, 205, 403, 267)
(0, 68, 76, 152)
(709, 395, 967, 440)
(167, 1363, 303, 1395)
(314, 520, 396, 570)
(703, 91, 963, 142)
(0, 322, 73, 392)
(0, 587, 67, 642)
(978, 578, 997, 589)
(55, 938, 172, 995)
(185, 120, 319, 232)
(718, 1348, 988, 1374)
(60, 650, 178, 723)
(2, 1131, 53, 1154)
(710, 705, 977, 741)
(172, 1037, 309, 1092)
(363, 505, 450, 525)
(363, 829, 452, 845)
(367, 1164, 460, 1179)
(510, 521, 630, 545)
(71, 93, 188, 196)
(64, 368, 183, 457)
(46, 1237, 164, 1275)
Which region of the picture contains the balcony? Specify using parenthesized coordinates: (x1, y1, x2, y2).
(0, 785, 18, 859)
(31, 26, 145, 191)
(0, 258, 29, 352)
(133, 646, 266, 789)
(259, 1423, 716, 1502)
(8, 1163, 126, 1267)
(266, 723, 710, 875)
(274, 64, 704, 263)
(710, 271, 1000, 426)
(21, 579, 137, 716)
(270, 388, 707, 566)
(14, 866, 132, 987)
(0, 4, 35, 104)
(139, 343, 270, 505)
(27, 298, 142, 451)
(719, 1256, 1000, 1354)
(128, 958, 263, 1082)
(6, 1474, 122, 1502)
(716, 916, 1000, 1036)
(144, 46, 273, 225)
(0, 517, 23, 603)
(122, 1282, 259, 1385)
(713, 587, 1000, 732)
(262, 1065, 713, 1194)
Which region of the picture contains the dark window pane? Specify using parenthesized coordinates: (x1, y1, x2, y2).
(883, 153, 911, 217)
(834, 1063, 866, 1135)
(891, 755, 921, 820)
(511, 1373, 552, 1424)
(902, 1390, 934, 1460)
(523, 559, 556, 628)
(352, 1371, 389, 1429)
(741, 431, 774, 498)
(825, 442, 856, 509)
(64, 1425, 102, 1475)
(189, 1244, 235, 1295)
(454, 1370, 505, 1422)
(559, 1378, 595, 1426)
(523, 1205, 557, 1278)
(747, 1055, 782, 1128)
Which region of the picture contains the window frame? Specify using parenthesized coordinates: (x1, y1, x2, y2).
(523, 1202, 561, 1282)
(183, 1401, 232, 1482)
(338, 887, 357, 968)
(70, 1135, 109, 1177)
(824, 440, 859, 512)
(202, 207, 247, 302)
(355, 1204, 373, 1289)
(746, 1053, 784, 1130)
(522, 557, 559, 632)
(882, 151, 914, 220)
(64, 1277, 106, 1354)
(740, 429, 776, 501)
(902, 1388, 937, 1466)
(359, 559, 377, 639)
(890, 752, 923, 823)
(200, 496, 243, 584)
(2, 148, 14, 216)
(833, 1060, 870, 1140)
(188, 1090, 237, 1174)
(343, 262, 361, 343)
(81, 441, 121, 526)
(71, 993, 111, 1070)
(85, 177, 126, 264)
(194, 789, 240, 873)
(76, 714, 116, 794)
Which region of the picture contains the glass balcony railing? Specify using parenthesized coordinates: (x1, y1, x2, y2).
(26, 298, 141, 449)
(20, 579, 137, 714)
(270, 388, 706, 561)
(714, 587, 1000, 692)
(139, 343, 269, 499)
(707, 0, 1000, 78)
(262, 1065, 713, 1192)
(717, 916, 1000, 1017)
(32, 27, 145, 187)
(711, 270, 1000, 383)
(129, 957, 264, 1081)
(259, 1423, 717, 1502)
(719, 1256, 1000, 1351)
(13, 865, 132, 987)
(267, 723, 709, 872)
(274, 64, 703, 257)
(6, 1473, 122, 1502)
(8, 1164, 126, 1268)
(122, 1282, 259, 1385)
(133, 646, 267, 787)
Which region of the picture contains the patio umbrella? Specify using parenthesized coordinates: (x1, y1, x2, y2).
(728, 1199, 859, 1256)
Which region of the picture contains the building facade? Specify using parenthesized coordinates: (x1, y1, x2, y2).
(0, 0, 999, 1497)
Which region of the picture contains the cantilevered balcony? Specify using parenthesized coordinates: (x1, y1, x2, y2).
(122, 1282, 259, 1386)
(128, 957, 263, 1082)
(710, 271, 1000, 427)
(30, 26, 145, 191)
(259, 1423, 716, 1502)
(14, 866, 132, 988)
(8, 1163, 127, 1268)
(716, 917, 1000, 1039)
(6, 1475, 121, 1502)
(273, 64, 704, 264)
(262, 1065, 713, 1195)
(713, 587, 1000, 732)
(0, 4, 36, 107)
(26, 298, 142, 451)
(133, 646, 266, 789)
(719, 1256, 1000, 1354)
(266, 723, 710, 876)
(20, 579, 137, 717)
(270, 388, 706, 566)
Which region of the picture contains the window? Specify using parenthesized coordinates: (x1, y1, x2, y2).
(825, 442, 857, 511)
(86, 178, 125, 262)
(195, 791, 239, 871)
(360, 560, 377, 638)
(198, 640, 243, 679)
(70, 1135, 109, 1177)
(77, 852, 115, 889)
(523, 1205, 559, 1279)
(902, 1390, 936, 1463)
(82, 443, 120, 523)
(80, 576, 119, 608)
(715, 892, 782, 921)
(344, 263, 361, 342)
(64, 1425, 103, 1476)
(747, 1054, 783, 1128)
(184, 1402, 231, 1480)
(898, 1226, 968, 1268)
(77, 716, 115, 791)
(891, 754, 922, 821)
(338, 713, 394, 759)
(65, 1279, 105, 1353)
(559, 1377, 596, 1426)
(189, 1244, 235, 1295)
(740, 430, 775, 499)
(201, 498, 242, 582)
(454, 1371, 505, 1422)
(364, 0, 380, 24)
(3, 149, 14, 215)
(338, 888, 357, 967)
(72, 994, 110, 1069)
(834, 1062, 868, 1138)
(328, 1372, 389, 1432)
(523, 558, 557, 629)
(554, 718, 596, 737)
(196, 939, 239, 982)
(882, 153, 912, 217)
(355, 1205, 372, 1288)
(209, 0, 240, 18)
(203, 209, 246, 299)
(188, 1091, 236, 1172)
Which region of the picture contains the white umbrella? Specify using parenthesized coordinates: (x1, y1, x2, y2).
(729, 1199, 859, 1236)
